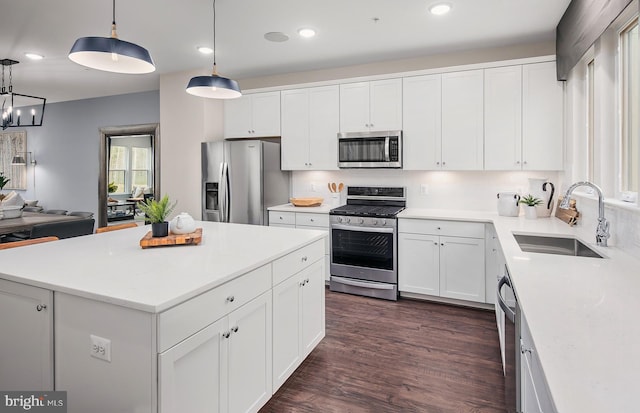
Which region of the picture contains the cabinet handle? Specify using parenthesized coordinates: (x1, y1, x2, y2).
(437, 227, 441, 230)
(442, 161, 446, 166)
(231, 326, 239, 333)
(436, 161, 440, 165)
(222, 331, 231, 339)
(310, 218, 314, 222)
(279, 216, 283, 220)
(440, 243, 444, 246)
(516, 161, 521, 164)
(523, 161, 527, 165)
(226, 295, 235, 303)
(433, 242, 438, 245)
(305, 278, 310, 284)
(520, 343, 532, 355)
(301, 256, 308, 262)
(300, 281, 306, 287)
(36, 304, 47, 312)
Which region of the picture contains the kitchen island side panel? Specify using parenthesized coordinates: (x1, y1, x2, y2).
(54, 292, 157, 413)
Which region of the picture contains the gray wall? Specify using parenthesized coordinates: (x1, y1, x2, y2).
(22, 91, 159, 216)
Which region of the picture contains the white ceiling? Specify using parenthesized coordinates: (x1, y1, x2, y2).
(1, 0, 571, 103)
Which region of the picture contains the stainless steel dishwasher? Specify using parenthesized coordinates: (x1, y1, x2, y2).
(497, 266, 520, 413)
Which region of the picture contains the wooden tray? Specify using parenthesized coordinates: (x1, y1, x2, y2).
(290, 197, 323, 207)
(554, 197, 579, 226)
(140, 228, 203, 249)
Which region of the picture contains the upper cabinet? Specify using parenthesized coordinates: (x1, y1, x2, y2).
(281, 86, 339, 170)
(485, 62, 563, 170)
(340, 79, 402, 132)
(224, 91, 281, 138)
(402, 74, 442, 170)
(521, 62, 564, 171)
(440, 70, 484, 170)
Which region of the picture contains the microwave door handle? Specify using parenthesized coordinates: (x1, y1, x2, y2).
(497, 275, 515, 323)
(384, 136, 390, 161)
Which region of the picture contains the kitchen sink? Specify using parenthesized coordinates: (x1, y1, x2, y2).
(513, 234, 604, 258)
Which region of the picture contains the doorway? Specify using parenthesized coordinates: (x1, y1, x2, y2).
(98, 124, 160, 227)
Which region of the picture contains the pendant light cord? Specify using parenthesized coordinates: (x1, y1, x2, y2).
(212, 0, 217, 69)
(111, 0, 118, 38)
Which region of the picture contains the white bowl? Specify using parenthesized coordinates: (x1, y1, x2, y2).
(0, 205, 23, 219)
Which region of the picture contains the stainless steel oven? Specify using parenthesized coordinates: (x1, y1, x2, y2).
(337, 130, 402, 168)
(329, 186, 405, 301)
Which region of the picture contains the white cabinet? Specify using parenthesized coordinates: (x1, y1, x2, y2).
(520, 314, 557, 413)
(484, 65, 523, 170)
(224, 91, 281, 138)
(441, 70, 484, 170)
(272, 259, 325, 391)
(269, 210, 331, 281)
(484, 62, 564, 171)
(522, 61, 564, 171)
(398, 219, 485, 303)
(0, 279, 53, 391)
(340, 79, 402, 132)
(281, 86, 339, 170)
(159, 292, 272, 413)
(402, 74, 442, 170)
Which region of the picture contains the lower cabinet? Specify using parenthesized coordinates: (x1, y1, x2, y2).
(272, 259, 325, 392)
(159, 292, 273, 413)
(398, 219, 485, 303)
(0, 279, 53, 391)
(520, 314, 557, 413)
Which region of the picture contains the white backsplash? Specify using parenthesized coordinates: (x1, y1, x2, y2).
(292, 170, 559, 211)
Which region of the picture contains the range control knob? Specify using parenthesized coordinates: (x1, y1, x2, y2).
(359, 218, 365, 224)
(381, 219, 387, 226)
(344, 217, 351, 224)
(372, 219, 378, 226)
(337, 217, 343, 223)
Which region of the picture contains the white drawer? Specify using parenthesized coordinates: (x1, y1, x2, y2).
(295, 212, 329, 228)
(269, 211, 295, 226)
(157, 264, 271, 352)
(399, 218, 485, 239)
(273, 239, 325, 285)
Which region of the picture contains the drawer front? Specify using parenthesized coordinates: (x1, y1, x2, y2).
(399, 218, 485, 238)
(273, 239, 325, 286)
(158, 264, 271, 352)
(295, 213, 329, 227)
(269, 211, 295, 226)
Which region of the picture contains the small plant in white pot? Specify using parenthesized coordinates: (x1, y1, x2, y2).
(519, 194, 543, 219)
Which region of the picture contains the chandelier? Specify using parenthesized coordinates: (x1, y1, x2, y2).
(1, 59, 47, 130)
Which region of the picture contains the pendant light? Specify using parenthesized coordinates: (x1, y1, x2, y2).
(68, 0, 155, 74)
(186, 0, 241, 99)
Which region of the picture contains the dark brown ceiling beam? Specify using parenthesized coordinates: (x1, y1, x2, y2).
(556, 0, 634, 80)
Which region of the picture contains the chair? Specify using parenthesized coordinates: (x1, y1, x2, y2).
(68, 211, 94, 218)
(96, 222, 138, 233)
(44, 209, 68, 215)
(22, 206, 44, 212)
(0, 236, 59, 250)
(30, 219, 95, 240)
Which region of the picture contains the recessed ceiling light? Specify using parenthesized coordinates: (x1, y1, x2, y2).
(264, 32, 290, 42)
(24, 52, 44, 60)
(429, 3, 451, 15)
(297, 28, 316, 38)
(197, 46, 213, 55)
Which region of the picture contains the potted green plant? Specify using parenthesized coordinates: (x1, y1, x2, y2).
(0, 172, 10, 200)
(136, 195, 177, 237)
(107, 182, 118, 194)
(519, 194, 542, 219)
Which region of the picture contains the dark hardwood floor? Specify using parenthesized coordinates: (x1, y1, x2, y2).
(261, 288, 506, 413)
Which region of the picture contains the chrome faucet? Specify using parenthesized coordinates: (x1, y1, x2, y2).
(560, 181, 610, 247)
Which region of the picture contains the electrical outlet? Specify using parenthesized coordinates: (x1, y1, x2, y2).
(90, 335, 111, 362)
(420, 184, 429, 196)
(311, 183, 318, 192)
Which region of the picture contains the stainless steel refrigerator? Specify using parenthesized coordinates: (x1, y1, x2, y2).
(201, 140, 290, 225)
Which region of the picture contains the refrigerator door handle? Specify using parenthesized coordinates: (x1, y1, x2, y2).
(223, 162, 231, 223)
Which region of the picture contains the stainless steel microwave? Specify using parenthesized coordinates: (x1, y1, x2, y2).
(337, 130, 402, 168)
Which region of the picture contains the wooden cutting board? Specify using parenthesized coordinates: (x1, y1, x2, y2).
(554, 197, 579, 226)
(140, 228, 203, 249)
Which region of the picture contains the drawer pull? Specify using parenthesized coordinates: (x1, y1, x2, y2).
(279, 216, 283, 220)
(231, 326, 239, 333)
(226, 295, 235, 303)
(301, 256, 308, 262)
(222, 331, 231, 339)
(36, 304, 47, 312)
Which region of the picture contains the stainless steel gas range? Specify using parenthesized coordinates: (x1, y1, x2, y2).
(329, 186, 406, 301)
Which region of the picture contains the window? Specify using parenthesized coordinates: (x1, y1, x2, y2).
(587, 59, 595, 182)
(108, 145, 127, 194)
(131, 146, 151, 189)
(621, 19, 639, 193)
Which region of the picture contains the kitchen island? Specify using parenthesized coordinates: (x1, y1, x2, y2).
(0, 221, 327, 413)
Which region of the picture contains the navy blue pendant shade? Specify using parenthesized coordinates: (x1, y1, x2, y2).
(69, 36, 155, 74)
(186, 73, 241, 99)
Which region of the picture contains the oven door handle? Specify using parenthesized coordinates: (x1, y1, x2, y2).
(497, 275, 515, 323)
(331, 224, 394, 233)
(332, 277, 395, 290)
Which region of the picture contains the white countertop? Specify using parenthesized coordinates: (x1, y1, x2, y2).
(400, 208, 640, 413)
(268, 203, 334, 213)
(0, 221, 326, 313)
